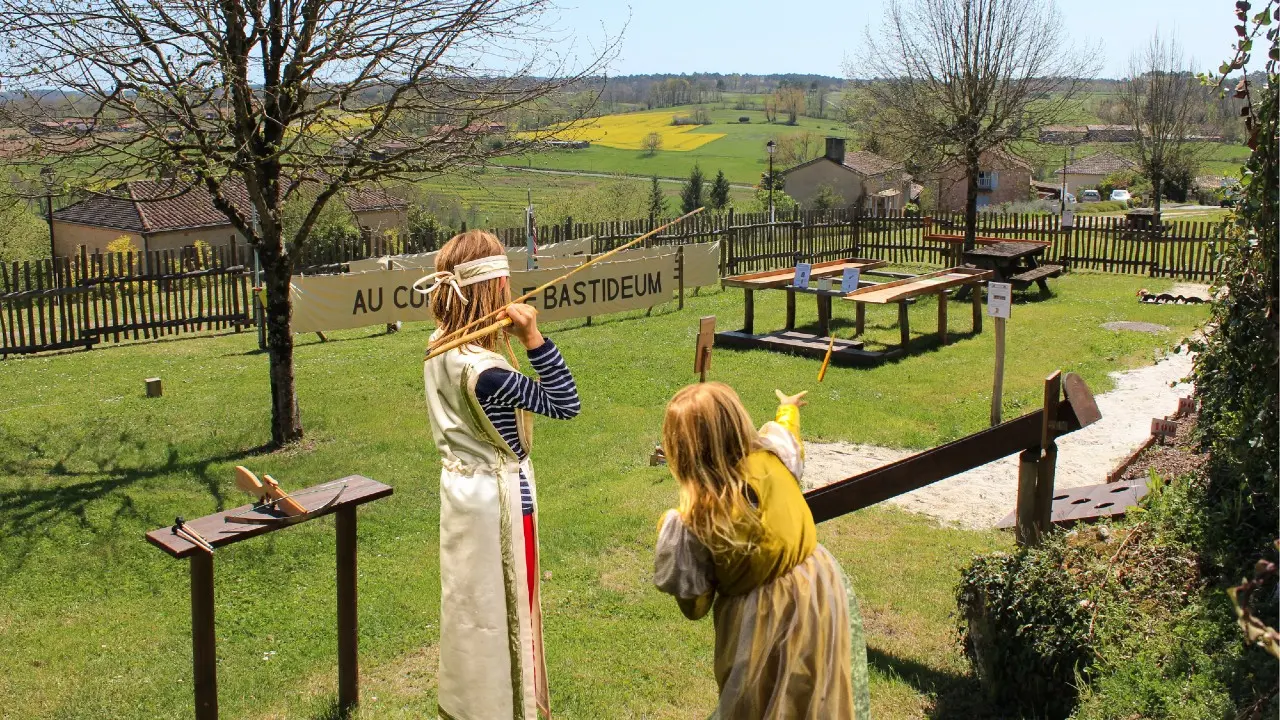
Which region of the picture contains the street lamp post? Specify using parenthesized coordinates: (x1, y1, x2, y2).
(766, 139, 777, 224)
(41, 167, 55, 259)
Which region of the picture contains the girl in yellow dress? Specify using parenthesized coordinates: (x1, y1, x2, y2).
(654, 382, 870, 719)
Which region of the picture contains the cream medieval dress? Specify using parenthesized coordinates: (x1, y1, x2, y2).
(654, 404, 872, 719)
(424, 337, 549, 720)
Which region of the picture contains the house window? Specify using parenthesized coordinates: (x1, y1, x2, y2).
(977, 171, 998, 191)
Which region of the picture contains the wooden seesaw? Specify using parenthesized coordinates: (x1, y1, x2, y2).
(803, 370, 1101, 546)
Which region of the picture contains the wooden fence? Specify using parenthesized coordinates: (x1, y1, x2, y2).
(3, 208, 1225, 357)
(2, 245, 252, 357)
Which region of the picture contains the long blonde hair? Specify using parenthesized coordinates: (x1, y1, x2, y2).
(661, 382, 763, 554)
(428, 230, 510, 353)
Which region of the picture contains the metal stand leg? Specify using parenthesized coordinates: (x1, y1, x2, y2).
(337, 507, 358, 714)
(191, 553, 217, 720)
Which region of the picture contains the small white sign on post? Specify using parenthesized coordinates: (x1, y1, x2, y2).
(817, 277, 833, 292)
(1061, 209, 1075, 229)
(841, 267, 861, 292)
(793, 262, 813, 288)
(987, 282, 1013, 319)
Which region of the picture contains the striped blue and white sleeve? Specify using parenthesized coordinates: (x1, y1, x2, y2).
(474, 339, 581, 420)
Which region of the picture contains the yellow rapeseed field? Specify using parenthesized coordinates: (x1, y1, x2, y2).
(529, 110, 725, 151)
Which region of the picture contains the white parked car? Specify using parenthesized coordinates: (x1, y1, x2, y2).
(1064, 192, 1077, 204)
(1110, 189, 1132, 202)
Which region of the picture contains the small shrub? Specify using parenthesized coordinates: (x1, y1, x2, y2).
(738, 116, 750, 123)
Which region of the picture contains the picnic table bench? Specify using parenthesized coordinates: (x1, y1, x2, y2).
(962, 241, 1062, 295)
(843, 267, 992, 349)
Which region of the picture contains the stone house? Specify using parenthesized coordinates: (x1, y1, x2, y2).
(1054, 151, 1138, 195)
(51, 178, 408, 258)
(931, 148, 1033, 212)
(781, 138, 914, 214)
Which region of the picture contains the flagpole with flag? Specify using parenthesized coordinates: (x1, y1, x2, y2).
(525, 189, 537, 270)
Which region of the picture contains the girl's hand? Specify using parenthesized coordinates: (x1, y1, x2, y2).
(775, 389, 808, 407)
(502, 303, 545, 350)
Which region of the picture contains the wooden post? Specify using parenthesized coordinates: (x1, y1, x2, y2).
(898, 301, 910, 348)
(785, 289, 796, 331)
(971, 282, 983, 333)
(146, 377, 163, 397)
(743, 289, 754, 335)
(855, 302, 865, 337)
(677, 246, 685, 311)
(1036, 443, 1058, 538)
(817, 295, 831, 337)
(190, 552, 218, 720)
(937, 291, 948, 344)
(1015, 447, 1041, 546)
(336, 506, 358, 713)
(991, 317, 1006, 426)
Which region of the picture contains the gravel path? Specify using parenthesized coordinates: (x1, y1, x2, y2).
(803, 349, 1196, 529)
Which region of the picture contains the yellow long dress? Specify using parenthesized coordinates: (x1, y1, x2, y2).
(653, 404, 871, 719)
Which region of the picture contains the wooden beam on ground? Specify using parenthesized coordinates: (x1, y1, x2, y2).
(804, 375, 1097, 524)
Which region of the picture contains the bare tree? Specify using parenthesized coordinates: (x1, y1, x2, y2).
(641, 132, 663, 156)
(852, 0, 1096, 248)
(1119, 34, 1204, 216)
(0, 0, 616, 446)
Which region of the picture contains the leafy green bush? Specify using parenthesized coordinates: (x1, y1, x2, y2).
(956, 536, 1093, 718)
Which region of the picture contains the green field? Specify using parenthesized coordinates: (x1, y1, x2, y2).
(0, 270, 1209, 718)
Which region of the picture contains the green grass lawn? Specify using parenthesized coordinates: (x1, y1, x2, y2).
(0, 270, 1208, 718)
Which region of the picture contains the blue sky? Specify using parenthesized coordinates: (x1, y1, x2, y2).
(560, 1, 1249, 79)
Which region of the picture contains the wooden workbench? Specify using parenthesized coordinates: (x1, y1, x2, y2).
(843, 267, 993, 348)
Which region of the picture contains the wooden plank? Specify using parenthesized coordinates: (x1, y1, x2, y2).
(804, 396, 1090, 523)
(145, 475, 393, 559)
(843, 267, 992, 304)
(722, 258, 887, 288)
(191, 552, 218, 720)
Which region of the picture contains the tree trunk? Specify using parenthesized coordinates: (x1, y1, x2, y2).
(261, 246, 303, 446)
(1152, 175, 1163, 217)
(964, 151, 981, 251)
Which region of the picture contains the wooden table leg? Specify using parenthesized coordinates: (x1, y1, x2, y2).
(190, 552, 217, 720)
(855, 302, 865, 337)
(971, 283, 983, 333)
(937, 292, 948, 344)
(337, 506, 358, 714)
(743, 289, 754, 335)
(785, 289, 796, 331)
(817, 295, 831, 337)
(898, 301, 910, 348)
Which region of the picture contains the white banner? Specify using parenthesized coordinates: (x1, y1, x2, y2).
(290, 252, 680, 333)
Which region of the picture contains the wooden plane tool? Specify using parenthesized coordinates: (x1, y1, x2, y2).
(234, 465, 307, 517)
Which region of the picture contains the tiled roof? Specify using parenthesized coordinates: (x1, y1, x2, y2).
(840, 150, 902, 177)
(1057, 151, 1137, 176)
(55, 178, 406, 232)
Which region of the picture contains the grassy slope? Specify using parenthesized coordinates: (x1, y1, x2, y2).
(0, 271, 1207, 719)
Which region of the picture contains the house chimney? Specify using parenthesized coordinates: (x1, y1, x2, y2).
(825, 137, 846, 162)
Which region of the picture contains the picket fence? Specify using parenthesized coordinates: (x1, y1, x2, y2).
(3, 209, 1225, 357)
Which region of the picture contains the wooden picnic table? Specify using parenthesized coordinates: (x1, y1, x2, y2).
(962, 241, 1063, 294)
(721, 258, 888, 337)
(843, 267, 992, 349)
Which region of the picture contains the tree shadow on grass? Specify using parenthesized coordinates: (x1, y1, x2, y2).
(866, 647, 1007, 719)
(0, 423, 269, 576)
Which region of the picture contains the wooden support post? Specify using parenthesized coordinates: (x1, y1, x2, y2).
(991, 317, 1006, 426)
(336, 506, 358, 714)
(817, 295, 831, 337)
(971, 283, 983, 333)
(937, 291, 948, 344)
(677, 246, 685, 311)
(898, 301, 910, 348)
(1036, 443, 1058, 537)
(190, 552, 217, 720)
(855, 302, 865, 337)
(146, 377, 163, 398)
(785, 288, 796, 330)
(743, 289, 754, 335)
(1015, 447, 1041, 546)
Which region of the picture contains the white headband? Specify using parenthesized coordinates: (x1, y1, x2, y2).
(412, 254, 510, 305)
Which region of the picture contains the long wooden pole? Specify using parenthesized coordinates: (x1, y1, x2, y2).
(424, 207, 705, 360)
